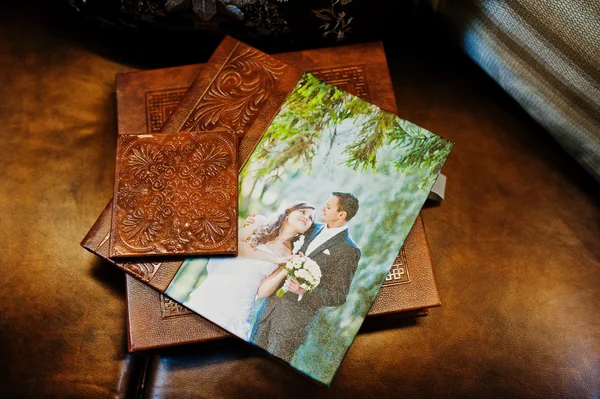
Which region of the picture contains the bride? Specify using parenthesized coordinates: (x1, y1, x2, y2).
(183, 201, 316, 340)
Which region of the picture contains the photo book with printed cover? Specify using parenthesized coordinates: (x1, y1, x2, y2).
(81, 36, 452, 385)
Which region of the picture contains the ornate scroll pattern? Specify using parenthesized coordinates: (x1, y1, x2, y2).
(122, 262, 162, 283)
(383, 247, 410, 286)
(112, 132, 237, 256)
(160, 295, 192, 319)
(145, 64, 366, 136)
(181, 46, 288, 135)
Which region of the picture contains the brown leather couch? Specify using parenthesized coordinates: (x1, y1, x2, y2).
(1, 1, 598, 398)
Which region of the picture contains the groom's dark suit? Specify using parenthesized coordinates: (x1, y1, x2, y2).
(250, 222, 361, 362)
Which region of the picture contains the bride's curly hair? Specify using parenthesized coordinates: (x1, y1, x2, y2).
(247, 201, 315, 248)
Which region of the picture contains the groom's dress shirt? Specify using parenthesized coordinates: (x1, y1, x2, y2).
(305, 225, 348, 257)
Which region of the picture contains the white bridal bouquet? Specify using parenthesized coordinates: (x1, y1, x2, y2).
(276, 256, 322, 301)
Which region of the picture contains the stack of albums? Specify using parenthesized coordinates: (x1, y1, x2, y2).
(82, 36, 452, 385)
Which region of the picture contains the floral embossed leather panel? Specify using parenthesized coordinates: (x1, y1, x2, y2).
(109, 130, 238, 258)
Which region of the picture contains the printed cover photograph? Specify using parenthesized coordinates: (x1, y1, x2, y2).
(166, 72, 452, 385)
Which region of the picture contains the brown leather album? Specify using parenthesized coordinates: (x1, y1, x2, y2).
(91, 42, 440, 351)
(82, 37, 452, 384)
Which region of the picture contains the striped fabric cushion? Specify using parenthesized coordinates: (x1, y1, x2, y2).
(435, 0, 600, 182)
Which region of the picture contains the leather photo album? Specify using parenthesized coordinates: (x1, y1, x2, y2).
(82, 36, 452, 385)
(107, 43, 441, 352)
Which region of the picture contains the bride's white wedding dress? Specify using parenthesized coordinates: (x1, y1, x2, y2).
(184, 244, 279, 340)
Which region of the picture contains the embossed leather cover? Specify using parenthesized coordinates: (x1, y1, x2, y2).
(161, 37, 304, 170)
(109, 131, 238, 258)
(112, 43, 441, 351)
(82, 36, 303, 289)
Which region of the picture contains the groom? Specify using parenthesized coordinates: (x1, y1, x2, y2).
(250, 191, 361, 362)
